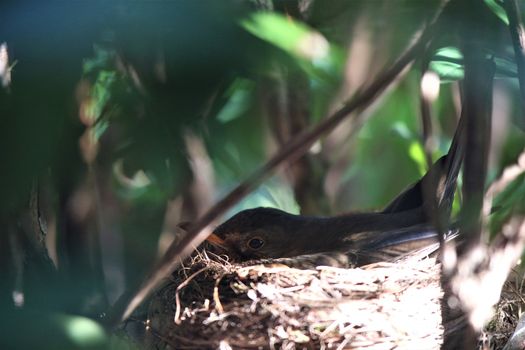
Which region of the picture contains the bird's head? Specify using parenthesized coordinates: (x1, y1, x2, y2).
(206, 207, 305, 261)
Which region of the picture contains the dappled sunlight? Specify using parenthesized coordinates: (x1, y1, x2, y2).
(421, 71, 440, 102)
(2, 1, 525, 349)
(0, 43, 11, 87)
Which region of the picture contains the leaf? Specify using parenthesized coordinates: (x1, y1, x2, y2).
(489, 172, 525, 237)
(58, 315, 107, 348)
(484, 0, 509, 25)
(241, 12, 328, 61)
(216, 78, 255, 123)
(430, 45, 518, 82)
(429, 47, 464, 82)
(0, 311, 108, 349)
(240, 12, 344, 80)
(408, 141, 427, 176)
(226, 178, 300, 216)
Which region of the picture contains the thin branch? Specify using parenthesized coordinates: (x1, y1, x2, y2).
(107, 1, 450, 327)
(174, 266, 211, 325)
(441, 52, 495, 350)
(213, 272, 225, 314)
(419, 59, 435, 172)
(419, 58, 442, 245)
(460, 57, 495, 245)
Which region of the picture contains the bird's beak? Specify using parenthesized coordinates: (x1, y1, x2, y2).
(206, 233, 226, 247)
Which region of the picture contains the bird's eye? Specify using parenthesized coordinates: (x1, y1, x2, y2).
(247, 237, 265, 250)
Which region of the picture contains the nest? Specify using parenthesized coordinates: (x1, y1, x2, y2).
(141, 251, 446, 350)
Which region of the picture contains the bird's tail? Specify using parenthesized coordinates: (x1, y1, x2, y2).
(382, 115, 465, 219)
(361, 116, 465, 266)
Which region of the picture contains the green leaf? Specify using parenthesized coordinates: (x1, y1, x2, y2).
(59, 315, 107, 348)
(489, 171, 525, 237)
(391, 121, 414, 140)
(240, 12, 344, 80)
(227, 178, 300, 216)
(216, 78, 255, 123)
(0, 311, 108, 350)
(83, 45, 116, 74)
(408, 141, 427, 176)
(484, 0, 509, 25)
(430, 46, 517, 82)
(241, 12, 327, 61)
(430, 47, 464, 82)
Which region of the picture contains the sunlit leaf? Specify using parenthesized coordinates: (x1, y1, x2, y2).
(112, 156, 182, 204)
(59, 315, 107, 348)
(391, 121, 414, 140)
(484, 0, 509, 25)
(0, 311, 108, 349)
(408, 141, 427, 176)
(240, 12, 344, 80)
(430, 46, 517, 82)
(489, 171, 525, 237)
(216, 78, 255, 123)
(430, 47, 464, 82)
(93, 119, 109, 140)
(226, 178, 300, 217)
(83, 45, 115, 74)
(241, 12, 328, 61)
(451, 184, 462, 217)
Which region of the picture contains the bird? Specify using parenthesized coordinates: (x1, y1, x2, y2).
(207, 120, 464, 266)
(206, 206, 458, 266)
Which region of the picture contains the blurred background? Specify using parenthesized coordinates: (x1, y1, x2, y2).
(0, 0, 524, 348)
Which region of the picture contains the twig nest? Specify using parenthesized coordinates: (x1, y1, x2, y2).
(142, 252, 446, 349)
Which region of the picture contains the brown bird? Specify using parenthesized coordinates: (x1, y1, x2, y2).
(207, 120, 464, 266)
(207, 207, 459, 266)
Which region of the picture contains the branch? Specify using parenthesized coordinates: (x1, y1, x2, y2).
(419, 57, 442, 242)
(441, 47, 495, 350)
(460, 58, 495, 245)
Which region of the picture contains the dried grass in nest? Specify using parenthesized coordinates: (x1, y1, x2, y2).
(142, 250, 444, 350)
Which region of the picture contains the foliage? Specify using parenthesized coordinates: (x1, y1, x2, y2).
(0, 0, 524, 348)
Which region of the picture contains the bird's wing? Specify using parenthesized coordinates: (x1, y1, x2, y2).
(350, 224, 459, 266)
(251, 252, 350, 269)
